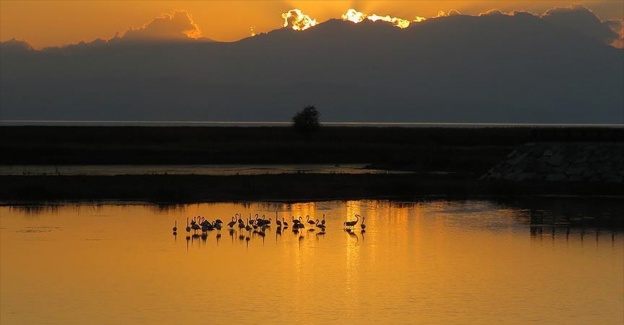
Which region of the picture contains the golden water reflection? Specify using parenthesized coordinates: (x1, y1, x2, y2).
(1, 200, 622, 325)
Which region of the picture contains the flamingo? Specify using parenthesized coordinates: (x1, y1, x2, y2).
(361, 216, 366, 230)
(344, 214, 360, 229)
(245, 218, 253, 232)
(257, 216, 271, 227)
(227, 216, 237, 228)
(306, 215, 316, 225)
(253, 213, 259, 226)
(185, 218, 191, 233)
(321, 214, 326, 226)
(192, 222, 201, 234)
(172, 220, 178, 232)
(200, 217, 210, 228)
(292, 216, 305, 229)
(190, 216, 201, 233)
(275, 212, 282, 227)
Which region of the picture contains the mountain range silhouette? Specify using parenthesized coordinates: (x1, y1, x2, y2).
(1, 9, 622, 123)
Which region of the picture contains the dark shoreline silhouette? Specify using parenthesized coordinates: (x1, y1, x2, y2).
(2, 173, 622, 204)
(1, 126, 622, 203)
(2, 126, 621, 165)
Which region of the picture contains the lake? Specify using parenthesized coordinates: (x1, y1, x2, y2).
(0, 164, 409, 176)
(1, 199, 622, 324)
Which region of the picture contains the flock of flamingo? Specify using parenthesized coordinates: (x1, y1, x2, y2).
(171, 212, 366, 243)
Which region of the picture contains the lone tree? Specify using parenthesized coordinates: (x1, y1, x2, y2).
(292, 105, 321, 136)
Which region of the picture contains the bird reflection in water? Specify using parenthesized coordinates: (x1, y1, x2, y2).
(344, 227, 360, 244)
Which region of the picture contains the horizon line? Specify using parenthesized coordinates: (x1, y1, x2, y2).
(1, 120, 622, 128)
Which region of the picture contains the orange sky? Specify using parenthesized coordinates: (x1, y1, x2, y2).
(1, 0, 623, 48)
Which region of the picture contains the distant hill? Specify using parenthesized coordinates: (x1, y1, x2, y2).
(1, 10, 622, 123)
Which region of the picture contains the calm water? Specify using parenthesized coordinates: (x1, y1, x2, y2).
(0, 164, 406, 176)
(1, 199, 622, 325)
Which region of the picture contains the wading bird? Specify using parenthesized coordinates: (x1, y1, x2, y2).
(227, 216, 237, 229)
(344, 214, 360, 229)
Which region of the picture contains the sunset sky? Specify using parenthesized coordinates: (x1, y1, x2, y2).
(2, 0, 623, 48)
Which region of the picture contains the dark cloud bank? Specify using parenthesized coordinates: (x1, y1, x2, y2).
(1, 7, 622, 123)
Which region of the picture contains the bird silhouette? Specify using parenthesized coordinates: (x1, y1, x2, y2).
(227, 215, 237, 228)
(344, 214, 360, 229)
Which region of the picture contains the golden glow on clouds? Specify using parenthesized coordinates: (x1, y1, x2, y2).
(342, 9, 366, 23)
(436, 9, 462, 17)
(366, 14, 412, 28)
(282, 9, 317, 31)
(121, 10, 202, 41)
(341, 9, 422, 28)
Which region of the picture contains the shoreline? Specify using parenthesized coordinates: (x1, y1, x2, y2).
(2, 173, 622, 205)
(2, 126, 622, 204)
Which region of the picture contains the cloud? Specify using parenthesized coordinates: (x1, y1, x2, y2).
(0, 38, 34, 52)
(541, 5, 621, 47)
(282, 9, 318, 31)
(605, 20, 624, 48)
(467, 5, 622, 48)
(479, 9, 505, 16)
(121, 10, 203, 41)
(435, 9, 461, 18)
